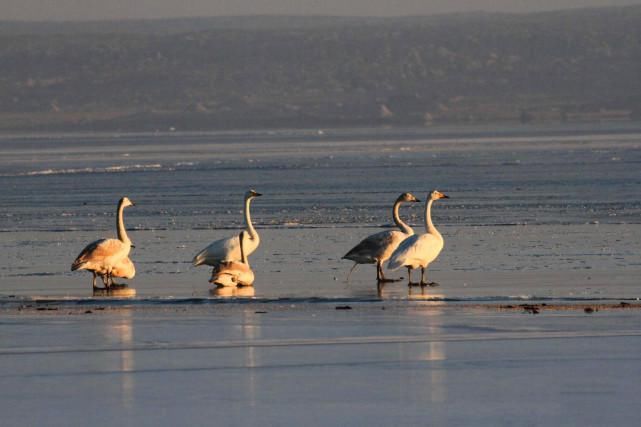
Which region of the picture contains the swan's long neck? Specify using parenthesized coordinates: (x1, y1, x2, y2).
(425, 199, 442, 240)
(244, 196, 258, 240)
(239, 233, 249, 266)
(392, 200, 413, 235)
(116, 201, 131, 245)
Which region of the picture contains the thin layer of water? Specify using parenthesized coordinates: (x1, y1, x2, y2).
(1, 127, 640, 300)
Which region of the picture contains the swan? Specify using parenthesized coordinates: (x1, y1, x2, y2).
(342, 192, 420, 282)
(71, 197, 135, 289)
(387, 190, 449, 286)
(103, 256, 136, 286)
(192, 189, 262, 267)
(210, 231, 255, 287)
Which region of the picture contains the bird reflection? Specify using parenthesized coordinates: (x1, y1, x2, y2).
(101, 309, 135, 409)
(92, 285, 136, 297)
(424, 340, 447, 404)
(210, 285, 256, 298)
(375, 280, 445, 301)
(241, 309, 262, 413)
(408, 284, 445, 301)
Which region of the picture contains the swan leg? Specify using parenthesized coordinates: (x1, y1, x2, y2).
(420, 268, 439, 287)
(99, 274, 109, 289)
(407, 267, 418, 286)
(419, 268, 427, 286)
(92, 272, 98, 290)
(377, 262, 399, 283)
(376, 262, 389, 282)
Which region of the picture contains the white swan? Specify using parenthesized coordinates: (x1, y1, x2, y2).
(92, 256, 136, 290)
(387, 190, 449, 286)
(71, 197, 135, 289)
(342, 192, 420, 281)
(192, 190, 262, 267)
(210, 231, 255, 287)
(105, 256, 136, 286)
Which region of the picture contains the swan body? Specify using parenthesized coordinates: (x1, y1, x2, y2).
(71, 197, 135, 288)
(94, 256, 136, 289)
(210, 261, 255, 287)
(343, 192, 420, 281)
(194, 232, 257, 266)
(388, 234, 443, 270)
(193, 190, 261, 267)
(109, 256, 136, 281)
(210, 232, 255, 287)
(387, 190, 448, 286)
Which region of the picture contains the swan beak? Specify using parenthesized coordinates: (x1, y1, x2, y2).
(254, 192, 263, 197)
(414, 199, 421, 203)
(441, 194, 450, 199)
(130, 244, 136, 248)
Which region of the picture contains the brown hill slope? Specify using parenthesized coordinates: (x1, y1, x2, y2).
(1, 7, 640, 131)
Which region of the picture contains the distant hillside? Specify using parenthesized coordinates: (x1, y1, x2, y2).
(0, 15, 382, 35)
(1, 6, 641, 132)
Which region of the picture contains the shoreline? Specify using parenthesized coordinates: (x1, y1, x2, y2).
(1, 121, 641, 141)
(3, 300, 640, 316)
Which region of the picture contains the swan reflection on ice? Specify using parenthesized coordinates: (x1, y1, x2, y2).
(92, 285, 137, 297)
(98, 309, 135, 409)
(210, 286, 256, 297)
(376, 280, 446, 301)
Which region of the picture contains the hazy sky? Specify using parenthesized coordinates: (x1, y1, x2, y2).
(2, 0, 641, 21)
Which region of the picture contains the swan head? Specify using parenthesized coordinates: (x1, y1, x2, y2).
(429, 190, 449, 201)
(119, 197, 135, 208)
(245, 189, 262, 199)
(398, 192, 421, 203)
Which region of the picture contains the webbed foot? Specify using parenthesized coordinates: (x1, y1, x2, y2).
(420, 281, 440, 287)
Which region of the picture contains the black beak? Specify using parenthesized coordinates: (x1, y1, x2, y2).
(442, 194, 450, 199)
(414, 199, 422, 203)
(130, 244, 136, 248)
(254, 192, 263, 197)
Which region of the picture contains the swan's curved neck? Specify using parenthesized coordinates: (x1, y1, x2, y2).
(244, 196, 258, 239)
(425, 199, 442, 239)
(239, 232, 249, 265)
(116, 201, 131, 245)
(392, 199, 413, 235)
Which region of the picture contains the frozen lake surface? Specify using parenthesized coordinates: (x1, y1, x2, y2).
(1, 224, 640, 301)
(1, 126, 641, 425)
(2, 303, 641, 426)
(1, 125, 640, 301)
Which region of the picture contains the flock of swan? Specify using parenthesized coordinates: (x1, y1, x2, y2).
(71, 189, 449, 291)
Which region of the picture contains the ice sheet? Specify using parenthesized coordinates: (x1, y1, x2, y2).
(1, 305, 641, 426)
(2, 224, 640, 301)
(1, 128, 640, 425)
